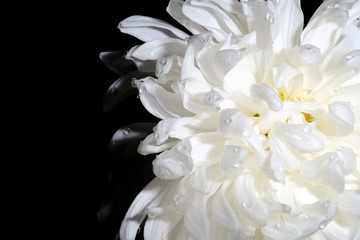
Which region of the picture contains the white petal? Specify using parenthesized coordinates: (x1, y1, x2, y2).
(273, 63, 302, 91)
(345, 49, 360, 69)
(338, 190, 360, 216)
(233, 174, 269, 228)
(143, 213, 183, 240)
(273, 123, 325, 153)
(120, 178, 168, 240)
(272, 0, 303, 57)
(302, 200, 339, 220)
(153, 118, 192, 145)
(119, 15, 189, 42)
(187, 31, 213, 53)
(301, 4, 348, 55)
(217, 108, 246, 138)
(317, 101, 355, 137)
(188, 165, 221, 195)
(132, 39, 187, 60)
(257, 151, 285, 183)
(220, 145, 248, 175)
(138, 133, 178, 155)
(302, 152, 345, 192)
(289, 213, 328, 238)
(153, 139, 194, 180)
(167, 0, 207, 35)
(182, 1, 235, 42)
(261, 219, 302, 240)
(223, 48, 261, 95)
(212, 185, 249, 238)
(337, 146, 357, 174)
(189, 133, 226, 165)
(182, 77, 213, 113)
(184, 198, 211, 240)
(251, 83, 283, 112)
(126, 46, 156, 72)
(153, 156, 190, 180)
(134, 77, 192, 119)
(268, 135, 300, 171)
(212, 49, 245, 81)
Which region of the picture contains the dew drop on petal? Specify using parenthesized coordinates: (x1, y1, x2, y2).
(276, 220, 285, 229)
(123, 128, 131, 135)
(243, 131, 250, 137)
(345, 49, 360, 69)
(327, 3, 340, 9)
(266, 12, 276, 24)
(225, 118, 232, 124)
(242, 201, 252, 208)
(319, 220, 328, 229)
(139, 86, 147, 93)
(297, 44, 322, 64)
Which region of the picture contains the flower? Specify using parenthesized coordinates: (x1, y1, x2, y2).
(103, 0, 360, 239)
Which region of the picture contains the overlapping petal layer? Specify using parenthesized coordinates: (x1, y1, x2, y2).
(107, 0, 360, 239)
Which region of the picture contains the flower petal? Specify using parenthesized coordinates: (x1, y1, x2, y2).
(120, 178, 168, 240)
(134, 77, 193, 119)
(132, 39, 187, 60)
(212, 183, 249, 239)
(233, 174, 269, 228)
(261, 218, 302, 240)
(184, 198, 211, 239)
(317, 101, 355, 137)
(273, 123, 325, 153)
(220, 145, 248, 175)
(119, 15, 189, 42)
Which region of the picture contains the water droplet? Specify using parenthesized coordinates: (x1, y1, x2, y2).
(319, 220, 328, 229)
(323, 201, 330, 208)
(297, 44, 321, 64)
(278, 167, 284, 173)
(161, 232, 168, 240)
(233, 146, 240, 152)
(233, 160, 242, 168)
(225, 118, 232, 124)
(327, 3, 339, 8)
(243, 131, 250, 137)
(330, 154, 337, 160)
(242, 201, 252, 208)
(276, 221, 285, 229)
(177, 144, 187, 152)
(136, 227, 141, 235)
(139, 86, 147, 93)
(266, 12, 276, 24)
(225, 61, 230, 66)
(303, 125, 311, 133)
(155, 133, 159, 138)
(337, 147, 343, 152)
(123, 128, 131, 135)
(174, 194, 183, 204)
(161, 60, 167, 65)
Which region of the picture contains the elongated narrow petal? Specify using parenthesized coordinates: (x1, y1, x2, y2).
(132, 39, 187, 60)
(119, 15, 189, 42)
(119, 178, 168, 240)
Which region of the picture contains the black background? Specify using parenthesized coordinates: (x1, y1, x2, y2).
(44, 0, 323, 239)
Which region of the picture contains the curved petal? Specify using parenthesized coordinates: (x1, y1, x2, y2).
(301, 3, 349, 55)
(272, 0, 304, 60)
(134, 77, 193, 119)
(119, 178, 168, 240)
(119, 15, 189, 42)
(132, 39, 187, 60)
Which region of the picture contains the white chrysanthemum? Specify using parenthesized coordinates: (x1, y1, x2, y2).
(116, 0, 360, 239)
